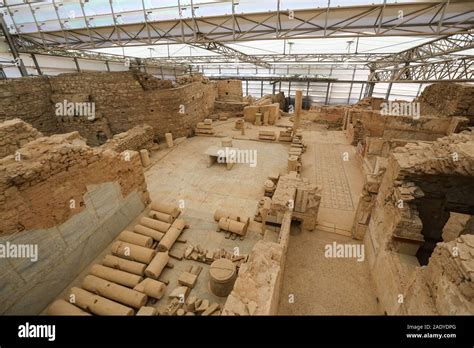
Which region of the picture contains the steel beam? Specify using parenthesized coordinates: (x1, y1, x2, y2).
(3, 1, 473, 49)
(370, 31, 474, 69)
(140, 52, 469, 68)
(190, 34, 271, 68)
(369, 56, 474, 82)
(17, 46, 187, 71)
(210, 75, 345, 83)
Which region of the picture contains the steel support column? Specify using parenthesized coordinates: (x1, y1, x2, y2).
(325, 82, 331, 105)
(30, 53, 42, 75)
(0, 13, 27, 76)
(73, 57, 81, 72)
(385, 82, 393, 101)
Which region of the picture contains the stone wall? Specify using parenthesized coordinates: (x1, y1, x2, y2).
(361, 131, 474, 314)
(344, 109, 466, 143)
(243, 103, 280, 124)
(0, 131, 149, 235)
(0, 128, 150, 314)
(417, 82, 474, 124)
(216, 80, 243, 101)
(101, 124, 154, 153)
(0, 76, 57, 133)
(0, 119, 43, 158)
(305, 105, 347, 128)
(349, 112, 469, 242)
(134, 70, 174, 90)
(401, 235, 474, 315)
(222, 211, 291, 315)
(0, 71, 218, 146)
(222, 172, 320, 315)
(355, 97, 384, 110)
(213, 80, 248, 114)
(48, 71, 217, 144)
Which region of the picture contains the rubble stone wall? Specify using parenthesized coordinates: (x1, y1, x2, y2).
(49, 71, 217, 144)
(101, 124, 154, 153)
(0, 131, 149, 235)
(0, 119, 43, 158)
(417, 83, 474, 123)
(363, 131, 474, 315)
(222, 211, 292, 315)
(0, 76, 57, 134)
(0, 71, 217, 146)
(346, 110, 463, 140)
(305, 105, 347, 128)
(355, 97, 384, 110)
(216, 80, 243, 101)
(0, 129, 150, 314)
(401, 236, 474, 315)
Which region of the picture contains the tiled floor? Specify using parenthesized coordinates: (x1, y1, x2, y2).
(313, 143, 354, 211)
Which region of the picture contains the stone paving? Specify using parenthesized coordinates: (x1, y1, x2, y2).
(313, 143, 354, 211)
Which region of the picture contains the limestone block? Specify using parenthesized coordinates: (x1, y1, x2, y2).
(178, 272, 198, 288)
(165, 133, 174, 148)
(150, 201, 181, 218)
(148, 210, 173, 223)
(139, 149, 151, 167)
(218, 217, 247, 236)
(209, 258, 236, 297)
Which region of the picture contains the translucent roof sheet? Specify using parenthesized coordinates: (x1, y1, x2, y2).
(92, 36, 437, 58)
(0, 0, 454, 34)
(1, 0, 472, 67)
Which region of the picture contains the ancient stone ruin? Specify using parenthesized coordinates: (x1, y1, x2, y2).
(0, 72, 472, 319)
